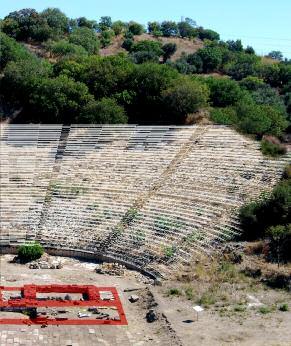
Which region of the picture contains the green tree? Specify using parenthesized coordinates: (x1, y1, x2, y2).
(1, 58, 52, 109)
(40, 7, 69, 36)
(131, 51, 160, 64)
(240, 76, 266, 91)
(162, 43, 177, 62)
(205, 77, 244, 107)
(224, 53, 260, 80)
(2, 8, 43, 41)
(99, 16, 112, 31)
(73, 55, 135, 98)
(267, 51, 283, 61)
(112, 20, 126, 35)
(245, 46, 255, 54)
(100, 29, 115, 48)
(28, 75, 94, 122)
(161, 77, 209, 122)
(161, 21, 178, 37)
(239, 202, 261, 240)
(76, 17, 98, 29)
(240, 179, 291, 240)
(197, 47, 223, 72)
(122, 38, 134, 51)
(186, 53, 203, 73)
(198, 28, 220, 41)
(227, 40, 244, 52)
(78, 97, 127, 123)
(236, 101, 288, 137)
(177, 21, 197, 38)
(210, 107, 238, 125)
(266, 225, 291, 265)
(69, 27, 100, 54)
(128, 21, 144, 35)
(127, 63, 179, 122)
(131, 40, 163, 55)
(0, 32, 32, 70)
(148, 21, 161, 33)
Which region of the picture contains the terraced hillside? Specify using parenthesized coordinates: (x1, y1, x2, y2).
(0, 124, 289, 277)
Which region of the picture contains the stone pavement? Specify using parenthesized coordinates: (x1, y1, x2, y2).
(0, 325, 133, 346)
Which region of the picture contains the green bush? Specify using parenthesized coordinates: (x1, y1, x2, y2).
(206, 77, 243, 107)
(78, 97, 127, 124)
(161, 77, 209, 122)
(261, 139, 286, 157)
(210, 107, 238, 125)
(258, 306, 273, 314)
(239, 177, 291, 262)
(128, 21, 144, 35)
(69, 27, 100, 54)
(168, 288, 181, 296)
(278, 303, 289, 311)
(18, 242, 44, 262)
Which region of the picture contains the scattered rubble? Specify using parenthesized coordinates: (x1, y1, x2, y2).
(28, 254, 63, 270)
(11, 253, 64, 269)
(95, 262, 125, 276)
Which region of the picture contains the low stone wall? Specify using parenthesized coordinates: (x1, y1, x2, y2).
(0, 245, 159, 280)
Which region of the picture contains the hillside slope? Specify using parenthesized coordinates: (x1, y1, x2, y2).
(100, 33, 204, 61)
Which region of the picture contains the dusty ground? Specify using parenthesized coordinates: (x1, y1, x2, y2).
(0, 253, 290, 346)
(0, 255, 177, 346)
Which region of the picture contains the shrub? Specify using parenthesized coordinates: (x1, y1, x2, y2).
(128, 21, 144, 35)
(261, 139, 286, 157)
(197, 47, 223, 72)
(78, 98, 127, 124)
(18, 242, 44, 262)
(162, 43, 177, 62)
(0, 32, 32, 70)
(161, 77, 209, 122)
(258, 306, 273, 314)
(266, 225, 291, 265)
(205, 77, 243, 107)
(177, 21, 197, 38)
(131, 51, 160, 64)
(184, 286, 194, 300)
(198, 29, 220, 41)
(122, 38, 134, 51)
(239, 201, 262, 240)
(283, 164, 291, 179)
(69, 27, 100, 54)
(210, 107, 238, 125)
(100, 29, 115, 48)
(278, 303, 289, 311)
(46, 39, 88, 58)
(161, 21, 178, 37)
(198, 291, 216, 306)
(168, 288, 181, 296)
(163, 246, 175, 258)
(234, 305, 246, 312)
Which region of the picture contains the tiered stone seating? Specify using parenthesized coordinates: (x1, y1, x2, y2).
(0, 124, 62, 245)
(0, 124, 289, 276)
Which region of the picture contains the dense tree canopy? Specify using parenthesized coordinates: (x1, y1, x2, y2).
(0, 7, 290, 142)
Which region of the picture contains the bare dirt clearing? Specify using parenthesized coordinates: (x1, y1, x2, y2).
(0, 253, 290, 346)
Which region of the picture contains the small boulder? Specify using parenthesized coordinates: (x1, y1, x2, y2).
(129, 295, 139, 303)
(146, 309, 158, 323)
